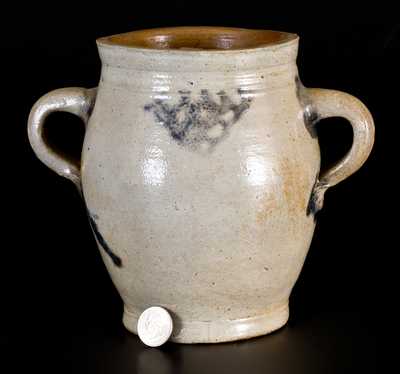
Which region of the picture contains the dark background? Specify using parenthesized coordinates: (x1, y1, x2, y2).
(2, 2, 397, 373)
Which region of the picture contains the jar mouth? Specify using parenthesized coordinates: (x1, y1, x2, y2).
(97, 26, 298, 51)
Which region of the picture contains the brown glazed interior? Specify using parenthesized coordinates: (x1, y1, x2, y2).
(97, 27, 297, 51)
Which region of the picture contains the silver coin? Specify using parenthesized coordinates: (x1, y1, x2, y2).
(137, 306, 173, 347)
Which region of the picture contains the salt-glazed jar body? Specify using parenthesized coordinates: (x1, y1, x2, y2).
(28, 27, 374, 343)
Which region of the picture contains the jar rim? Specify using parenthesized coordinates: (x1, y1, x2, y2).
(96, 26, 298, 52)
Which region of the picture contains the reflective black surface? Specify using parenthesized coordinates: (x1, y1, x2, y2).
(84, 310, 376, 374)
(2, 262, 378, 374)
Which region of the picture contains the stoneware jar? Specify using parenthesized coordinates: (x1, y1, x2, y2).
(27, 27, 375, 343)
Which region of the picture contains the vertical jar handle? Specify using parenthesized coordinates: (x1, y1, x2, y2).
(304, 88, 375, 215)
(27, 87, 97, 190)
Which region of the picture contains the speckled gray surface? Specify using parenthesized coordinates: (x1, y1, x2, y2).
(27, 27, 374, 343)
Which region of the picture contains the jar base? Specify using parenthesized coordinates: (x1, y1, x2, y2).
(123, 302, 289, 344)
